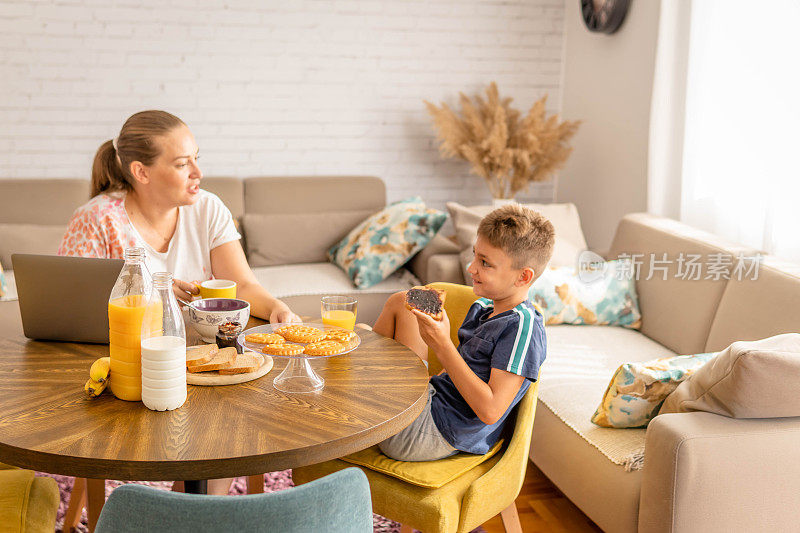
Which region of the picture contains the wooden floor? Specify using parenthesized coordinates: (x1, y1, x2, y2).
(482, 461, 602, 532)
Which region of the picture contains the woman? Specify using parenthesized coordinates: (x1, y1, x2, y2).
(59, 110, 299, 496)
(58, 109, 300, 324)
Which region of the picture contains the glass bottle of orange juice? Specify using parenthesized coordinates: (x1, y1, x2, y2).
(108, 247, 153, 401)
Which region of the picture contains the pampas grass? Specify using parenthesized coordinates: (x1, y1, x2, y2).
(425, 82, 581, 199)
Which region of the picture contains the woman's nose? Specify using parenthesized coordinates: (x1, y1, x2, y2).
(190, 159, 203, 180)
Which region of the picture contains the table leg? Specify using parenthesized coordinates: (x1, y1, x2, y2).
(86, 478, 105, 533)
(184, 480, 207, 494)
(64, 477, 87, 531)
(246, 474, 264, 494)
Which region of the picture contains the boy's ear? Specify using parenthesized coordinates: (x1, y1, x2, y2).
(517, 267, 535, 286)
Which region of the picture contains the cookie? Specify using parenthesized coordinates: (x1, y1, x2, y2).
(262, 343, 304, 356)
(276, 325, 326, 343)
(245, 333, 285, 345)
(324, 329, 357, 347)
(304, 340, 346, 356)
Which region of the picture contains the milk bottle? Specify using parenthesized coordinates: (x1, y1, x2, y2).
(140, 272, 187, 411)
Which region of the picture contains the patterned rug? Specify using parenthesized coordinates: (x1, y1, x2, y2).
(39, 470, 485, 532)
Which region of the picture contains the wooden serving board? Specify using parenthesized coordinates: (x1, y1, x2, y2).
(186, 353, 274, 386)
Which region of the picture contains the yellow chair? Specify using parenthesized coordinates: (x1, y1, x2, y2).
(0, 463, 60, 533)
(293, 282, 541, 533)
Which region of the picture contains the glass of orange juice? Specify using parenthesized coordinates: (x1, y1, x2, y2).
(321, 295, 357, 330)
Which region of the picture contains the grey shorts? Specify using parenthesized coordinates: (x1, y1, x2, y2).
(378, 384, 458, 462)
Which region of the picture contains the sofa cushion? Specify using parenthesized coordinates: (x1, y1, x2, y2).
(0, 178, 89, 225)
(704, 255, 800, 352)
(327, 197, 447, 289)
(201, 178, 244, 221)
(244, 176, 386, 215)
(251, 263, 420, 324)
(243, 210, 376, 267)
(607, 212, 759, 355)
(0, 263, 6, 300)
(0, 223, 65, 270)
(530, 260, 642, 328)
(0, 270, 15, 301)
(537, 325, 676, 468)
(446, 201, 588, 273)
(592, 351, 717, 428)
(661, 333, 800, 418)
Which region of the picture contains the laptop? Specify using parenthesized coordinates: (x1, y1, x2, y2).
(12, 254, 124, 343)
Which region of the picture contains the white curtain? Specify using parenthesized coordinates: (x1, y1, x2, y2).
(678, 0, 800, 261)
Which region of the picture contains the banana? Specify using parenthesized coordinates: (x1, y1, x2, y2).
(84, 378, 108, 398)
(89, 357, 111, 384)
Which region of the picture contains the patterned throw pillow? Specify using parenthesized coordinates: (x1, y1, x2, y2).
(529, 260, 642, 328)
(0, 262, 6, 299)
(592, 352, 718, 428)
(328, 197, 447, 289)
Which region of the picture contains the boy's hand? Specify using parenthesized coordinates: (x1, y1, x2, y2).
(411, 307, 451, 353)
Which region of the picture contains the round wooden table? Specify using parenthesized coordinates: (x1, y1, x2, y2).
(0, 304, 429, 528)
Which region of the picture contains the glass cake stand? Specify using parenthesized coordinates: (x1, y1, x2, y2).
(237, 323, 360, 393)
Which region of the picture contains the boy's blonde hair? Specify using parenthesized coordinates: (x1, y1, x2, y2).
(477, 204, 555, 280)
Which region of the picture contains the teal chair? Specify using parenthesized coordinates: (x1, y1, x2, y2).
(95, 468, 372, 533)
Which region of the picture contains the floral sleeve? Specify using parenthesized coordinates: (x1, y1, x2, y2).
(58, 209, 109, 258)
(57, 194, 135, 260)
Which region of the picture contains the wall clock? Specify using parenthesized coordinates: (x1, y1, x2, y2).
(581, 0, 630, 34)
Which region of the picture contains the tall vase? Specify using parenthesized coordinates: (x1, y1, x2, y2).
(491, 197, 517, 208)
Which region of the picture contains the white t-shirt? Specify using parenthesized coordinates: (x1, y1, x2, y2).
(58, 189, 241, 282)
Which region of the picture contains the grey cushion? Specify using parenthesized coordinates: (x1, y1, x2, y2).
(244, 210, 376, 266)
(0, 224, 66, 269)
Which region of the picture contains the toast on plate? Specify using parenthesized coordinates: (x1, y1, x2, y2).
(218, 352, 263, 375)
(187, 347, 237, 373)
(186, 344, 219, 367)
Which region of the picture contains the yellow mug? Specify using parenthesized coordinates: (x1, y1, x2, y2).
(198, 279, 237, 299)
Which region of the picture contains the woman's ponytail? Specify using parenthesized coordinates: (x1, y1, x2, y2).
(91, 139, 128, 197)
(91, 111, 185, 198)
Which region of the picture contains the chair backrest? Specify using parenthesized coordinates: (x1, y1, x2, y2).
(424, 282, 479, 376)
(94, 468, 372, 533)
(458, 380, 540, 531)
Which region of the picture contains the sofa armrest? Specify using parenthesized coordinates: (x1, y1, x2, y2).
(408, 233, 462, 284)
(639, 412, 800, 533)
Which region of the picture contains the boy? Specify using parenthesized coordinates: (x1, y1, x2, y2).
(373, 204, 555, 461)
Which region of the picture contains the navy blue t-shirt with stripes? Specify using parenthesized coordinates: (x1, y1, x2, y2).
(429, 298, 546, 454)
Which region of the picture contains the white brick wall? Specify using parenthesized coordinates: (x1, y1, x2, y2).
(0, 0, 565, 207)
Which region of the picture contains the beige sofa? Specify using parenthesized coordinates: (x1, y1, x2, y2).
(0, 176, 423, 323)
(420, 212, 800, 532)
(6, 177, 800, 531)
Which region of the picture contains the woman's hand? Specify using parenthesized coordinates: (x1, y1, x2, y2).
(173, 278, 200, 305)
(412, 308, 451, 354)
(269, 301, 302, 324)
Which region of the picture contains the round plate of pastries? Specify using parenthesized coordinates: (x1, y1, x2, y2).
(237, 323, 361, 359)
